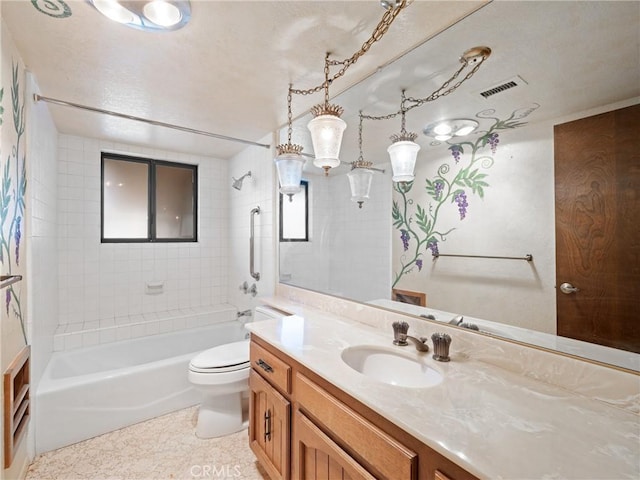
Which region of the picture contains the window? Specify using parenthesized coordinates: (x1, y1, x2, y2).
(101, 153, 197, 242)
(279, 180, 308, 241)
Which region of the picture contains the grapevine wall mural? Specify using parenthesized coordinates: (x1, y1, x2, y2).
(0, 61, 28, 344)
(392, 104, 539, 288)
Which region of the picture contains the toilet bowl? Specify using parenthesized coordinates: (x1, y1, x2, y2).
(188, 305, 289, 438)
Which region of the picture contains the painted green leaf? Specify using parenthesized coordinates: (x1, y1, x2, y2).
(416, 204, 432, 234)
(392, 201, 404, 228)
(0, 87, 4, 125)
(18, 158, 27, 212)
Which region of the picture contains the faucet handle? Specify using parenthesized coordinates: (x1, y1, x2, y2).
(392, 321, 409, 346)
(431, 333, 452, 362)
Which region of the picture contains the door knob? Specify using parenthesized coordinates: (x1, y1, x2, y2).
(560, 282, 580, 294)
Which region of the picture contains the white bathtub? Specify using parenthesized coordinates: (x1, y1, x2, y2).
(36, 321, 247, 453)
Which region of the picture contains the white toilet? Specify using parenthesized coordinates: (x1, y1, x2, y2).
(188, 305, 287, 438)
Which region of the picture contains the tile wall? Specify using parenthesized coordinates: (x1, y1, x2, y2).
(227, 133, 277, 311)
(54, 135, 232, 350)
(279, 168, 392, 302)
(25, 74, 59, 386)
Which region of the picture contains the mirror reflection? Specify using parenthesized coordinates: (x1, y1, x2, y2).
(278, 1, 640, 371)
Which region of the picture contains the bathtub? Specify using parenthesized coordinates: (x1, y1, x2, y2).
(36, 321, 247, 454)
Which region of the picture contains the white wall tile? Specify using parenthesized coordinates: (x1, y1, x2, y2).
(56, 136, 231, 341)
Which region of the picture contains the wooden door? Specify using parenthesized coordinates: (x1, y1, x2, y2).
(292, 410, 376, 480)
(554, 104, 640, 353)
(249, 370, 290, 480)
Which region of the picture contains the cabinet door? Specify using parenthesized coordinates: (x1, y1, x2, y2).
(249, 370, 290, 480)
(293, 410, 376, 480)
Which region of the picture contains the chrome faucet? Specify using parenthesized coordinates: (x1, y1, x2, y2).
(392, 321, 430, 352)
(405, 335, 430, 352)
(237, 309, 252, 319)
(449, 315, 479, 331)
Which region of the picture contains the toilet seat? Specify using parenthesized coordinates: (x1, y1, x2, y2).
(189, 340, 250, 374)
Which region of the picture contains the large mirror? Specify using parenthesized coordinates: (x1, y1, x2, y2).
(278, 1, 640, 371)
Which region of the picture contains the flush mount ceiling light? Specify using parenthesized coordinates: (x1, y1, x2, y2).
(423, 118, 480, 141)
(87, 0, 191, 31)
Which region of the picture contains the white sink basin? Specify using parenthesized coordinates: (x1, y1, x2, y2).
(341, 345, 443, 388)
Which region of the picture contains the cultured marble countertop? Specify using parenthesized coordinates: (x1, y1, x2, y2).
(246, 306, 640, 480)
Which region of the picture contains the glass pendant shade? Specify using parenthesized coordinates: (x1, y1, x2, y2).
(274, 152, 304, 196)
(388, 140, 421, 183)
(308, 114, 347, 171)
(347, 168, 374, 208)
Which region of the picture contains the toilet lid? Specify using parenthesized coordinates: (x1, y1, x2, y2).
(190, 340, 250, 370)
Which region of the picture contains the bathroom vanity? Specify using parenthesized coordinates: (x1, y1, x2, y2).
(248, 336, 470, 480)
(246, 296, 639, 480)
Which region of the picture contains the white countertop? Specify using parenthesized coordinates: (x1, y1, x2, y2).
(368, 299, 640, 372)
(246, 306, 640, 480)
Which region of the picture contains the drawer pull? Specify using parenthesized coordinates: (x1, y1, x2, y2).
(264, 409, 272, 442)
(256, 359, 274, 373)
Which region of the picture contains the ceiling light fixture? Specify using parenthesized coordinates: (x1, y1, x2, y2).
(87, 0, 191, 31)
(423, 118, 480, 141)
(274, 86, 306, 202)
(307, 53, 347, 176)
(279, 0, 409, 197)
(360, 46, 491, 185)
(348, 165, 374, 208)
(387, 90, 421, 183)
(347, 113, 385, 208)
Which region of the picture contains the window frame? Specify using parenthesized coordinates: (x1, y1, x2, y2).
(279, 180, 309, 242)
(100, 152, 198, 243)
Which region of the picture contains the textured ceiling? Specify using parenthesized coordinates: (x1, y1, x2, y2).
(3, 1, 638, 164)
(1, 0, 487, 159)
(305, 0, 640, 175)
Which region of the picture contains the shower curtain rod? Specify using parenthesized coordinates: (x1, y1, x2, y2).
(33, 94, 271, 149)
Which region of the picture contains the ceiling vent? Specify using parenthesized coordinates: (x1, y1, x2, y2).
(477, 75, 528, 98)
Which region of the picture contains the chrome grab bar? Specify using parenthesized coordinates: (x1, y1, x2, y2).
(250, 206, 261, 281)
(432, 253, 533, 262)
(0, 275, 22, 289)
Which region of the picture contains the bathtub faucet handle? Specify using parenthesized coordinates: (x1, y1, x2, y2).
(237, 309, 252, 319)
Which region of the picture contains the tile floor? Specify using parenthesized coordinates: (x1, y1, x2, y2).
(26, 407, 269, 480)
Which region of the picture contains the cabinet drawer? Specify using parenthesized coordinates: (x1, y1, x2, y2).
(294, 373, 417, 480)
(251, 341, 292, 394)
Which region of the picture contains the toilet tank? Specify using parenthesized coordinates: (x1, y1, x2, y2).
(252, 305, 293, 323)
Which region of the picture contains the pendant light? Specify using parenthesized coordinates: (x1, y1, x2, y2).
(348, 113, 375, 208)
(275, 86, 305, 201)
(348, 165, 374, 208)
(388, 90, 420, 183)
(308, 54, 347, 176)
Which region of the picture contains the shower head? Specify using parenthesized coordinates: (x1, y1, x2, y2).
(232, 171, 252, 190)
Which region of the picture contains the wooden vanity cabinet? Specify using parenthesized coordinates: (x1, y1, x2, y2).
(293, 409, 376, 480)
(249, 336, 477, 480)
(249, 370, 291, 480)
